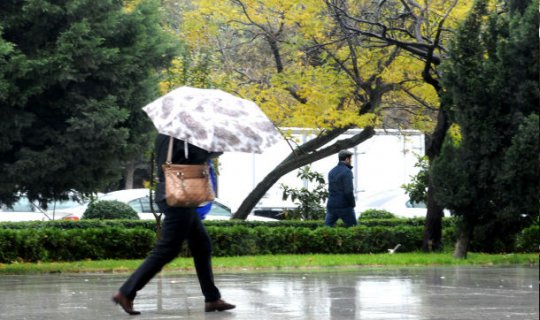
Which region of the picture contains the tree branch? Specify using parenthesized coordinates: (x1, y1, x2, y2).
(401, 87, 437, 110)
(232, 127, 375, 218)
(326, 1, 443, 64)
(422, 0, 457, 92)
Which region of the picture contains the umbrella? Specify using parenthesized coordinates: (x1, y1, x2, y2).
(142, 86, 281, 153)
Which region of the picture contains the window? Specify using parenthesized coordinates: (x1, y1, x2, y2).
(128, 197, 153, 213)
(209, 202, 231, 217)
(6, 198, 35, 212)
(139, 197, 153, 213)
(128, 199, 143, 213)
(405, 200, 427, 209)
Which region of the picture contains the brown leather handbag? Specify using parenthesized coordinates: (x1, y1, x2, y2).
(162, 137, 215, 207)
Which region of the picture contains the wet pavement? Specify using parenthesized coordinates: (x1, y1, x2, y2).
(0, 266, 537, 320)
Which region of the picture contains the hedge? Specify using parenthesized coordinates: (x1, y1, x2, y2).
(0, 217, 454, 230)
(0, 227, 155, 263)
(515, 224, 539, 253)
(0, 219, 535, 263)
(0, 220, 159, 230)
(82, 200, 139, 220)
(0, 225, 423, 263)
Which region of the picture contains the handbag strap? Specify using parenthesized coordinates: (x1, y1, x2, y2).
(166, 136, 174, 164)
(166, 136, 190, 164)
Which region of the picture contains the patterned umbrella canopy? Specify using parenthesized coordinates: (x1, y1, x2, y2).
(142, 86, 281, 153)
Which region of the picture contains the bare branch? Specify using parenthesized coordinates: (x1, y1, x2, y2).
(380, 105, 423, 116)
(326, 0, 444, 64)
(316, 40, 362, 87)
(422, 0, 458, 92)
(401, 87, 437, 110)
(325, 0, 362, 81)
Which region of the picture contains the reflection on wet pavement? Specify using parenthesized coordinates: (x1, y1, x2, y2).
(0, 266, 537, 320)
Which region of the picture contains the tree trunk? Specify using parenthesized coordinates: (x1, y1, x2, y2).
(453, 221, 474, 259)
(124, 161, 135, 189)
(147, 152, 162, 239)
(232, 127, 375, 219)
(423, 106, 449, 251)
(422, 180, 444, 251)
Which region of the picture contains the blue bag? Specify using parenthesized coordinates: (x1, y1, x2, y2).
(196, 160, 216, 220)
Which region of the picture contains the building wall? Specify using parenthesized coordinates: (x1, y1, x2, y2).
(217, 128, 425, 212)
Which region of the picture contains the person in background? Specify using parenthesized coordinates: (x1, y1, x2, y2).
(325, 150, 357, 227)
(112, 134, 235, 315)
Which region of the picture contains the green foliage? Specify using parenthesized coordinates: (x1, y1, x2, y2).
(82, 201, 139, 220)
(0, 0, 178, 205)
(0, 227, 155, 263)
(0, 219, 157, 230)
(359, 209, 396, 220)
(434, 0, 539, 251)
(281, 166, 329, 220)
(207, 225, 424, 256)
(515, 223, 539, 253)
(495, 114, 539, 222)
(431, 131, 472, 211)
(0, 216, 535, 262)
(0, 224, 424, 262)
(402, 156, 430, 204)
(0, 217, 456, 230)
(469, 220, 520, 253)
(207, 226, 259, 256)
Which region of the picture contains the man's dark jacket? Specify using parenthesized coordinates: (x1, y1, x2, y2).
(326, 162, 355, 209)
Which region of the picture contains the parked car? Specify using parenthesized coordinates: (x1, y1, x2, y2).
(253, 199, 296, 220)
(0, 196, 88, 222)
(355, 189, 449, 219)
(58, 189, 279, 222)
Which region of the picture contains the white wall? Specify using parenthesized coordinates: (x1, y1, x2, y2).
(217, 128, 425, 212)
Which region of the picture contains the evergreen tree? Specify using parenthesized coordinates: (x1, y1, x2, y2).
(0, 0, 177, 206)
(433, 0, 539, 257)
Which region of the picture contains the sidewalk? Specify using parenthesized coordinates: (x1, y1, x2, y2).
(0, 266, 537, 320)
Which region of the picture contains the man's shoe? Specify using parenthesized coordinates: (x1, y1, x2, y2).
(205, 299, 236, 312)
(112, 292, 141, 315)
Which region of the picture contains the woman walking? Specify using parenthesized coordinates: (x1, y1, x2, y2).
(112, 134, 235, 315)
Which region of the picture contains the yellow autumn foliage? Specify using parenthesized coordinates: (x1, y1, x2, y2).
(163, 0, 470, 132)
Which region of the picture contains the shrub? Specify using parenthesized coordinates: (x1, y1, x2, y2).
(515, 224, 539, 253)
(359, 209, 396, 220)
(280, 166, 328, 220)
(0, 217, 535, 263)
(0, 217, 459, 231)
(0, 227, 155, 263)
(82, 200, 139, 220)
(207, 226, 259, 256)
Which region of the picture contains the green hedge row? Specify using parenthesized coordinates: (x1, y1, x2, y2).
(208, 225, 424, 256)
(0, 220, 159, 230)
(0, 217, 455, 230)
(0, 221, 535, 263)
(0, 227, 155, 263)
(0, 225, 423, 263)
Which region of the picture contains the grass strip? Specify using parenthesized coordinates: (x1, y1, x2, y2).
(0, 253, 536, 274)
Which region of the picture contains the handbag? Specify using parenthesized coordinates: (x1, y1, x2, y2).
(162, 137, 215, 207)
